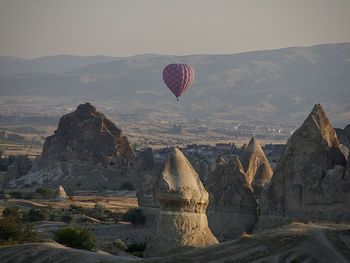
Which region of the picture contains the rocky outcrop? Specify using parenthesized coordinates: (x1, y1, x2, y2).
(144, 148, 218, 257)
(335, 124, 350, 158)
(42, 102, 134, 164)
(207, 156, 257, 241)
(335, 124, 350, 148)
(240, 137, 273, 196)
(258, 104, 349, 229)
(136, 148, 162, 226)
(187, 156, 213, 183)
(239, 143, 247, 157)
(5, 103, 139, 190)
(4, 155, 32, 184)
(55, 185, 67, 200)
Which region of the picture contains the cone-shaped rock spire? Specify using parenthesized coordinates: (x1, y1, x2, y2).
(259, 104, 349, 229)
(144, 148, 218, 257)
(240, 137, 273, 196)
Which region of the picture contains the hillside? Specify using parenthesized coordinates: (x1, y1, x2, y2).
(0, 55, 117, 75)
(0, 43, 349, 127)
(1, 223, 349, 263)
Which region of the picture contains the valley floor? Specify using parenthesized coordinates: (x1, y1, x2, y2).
(1, 223, 349, 263)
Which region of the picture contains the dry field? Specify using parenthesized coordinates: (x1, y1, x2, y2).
(0, 193, 138, 216)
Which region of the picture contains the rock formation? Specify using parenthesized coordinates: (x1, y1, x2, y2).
(136, 148, 162, 226)
(240, 137, 273, 196)
(187, 156, 213, 183)
(3, 155, 32, 185)
(5, 103, 139, 190)
(42, 102, 134, 163)
(144, 148, 218, 257)
(55, 185, 67, 200)
(335, 124, 350, 158)
(207, 156, 257, 241)
(239, 143, 247, 157)
(258, 104, 349, 229)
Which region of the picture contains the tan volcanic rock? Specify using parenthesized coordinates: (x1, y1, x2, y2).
(240, 137, 273, 196)
(143, 148, 218, 257)
(41, 102, 135, 163)
(207, 156, 257, 240)
(55, 185, 67, 200)
(258, 104, 349, 229)
(5, 103, 139, 190)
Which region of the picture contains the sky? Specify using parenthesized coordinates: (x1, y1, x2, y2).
(0, 0, 350, 59)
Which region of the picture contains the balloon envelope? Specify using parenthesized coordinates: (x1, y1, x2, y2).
(162, 64, 195, 99)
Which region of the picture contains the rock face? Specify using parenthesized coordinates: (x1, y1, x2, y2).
(4, 155, 32, 184)
(144, 148, 218, 257)
(335, 124, 350, 158)
(136, 148, 162, 226)
(207, 156, 257, 241)
(259, 104, 349, 229)
(6, 103, 139, 190)
(55, 185, 67, 200)
(42, 102, 134, 163)
(136, 148, 161, 208)
(335, 124, 350, 148)
(240, 137, 273, 196)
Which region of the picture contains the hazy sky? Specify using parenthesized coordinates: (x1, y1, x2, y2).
(1, 0, 350, 58)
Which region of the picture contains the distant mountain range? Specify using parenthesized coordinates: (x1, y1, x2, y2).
(0, 55, 117, 75)
(0, 43, 349, 126)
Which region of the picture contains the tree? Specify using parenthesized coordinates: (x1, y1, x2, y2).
(54, 227, 95, 251)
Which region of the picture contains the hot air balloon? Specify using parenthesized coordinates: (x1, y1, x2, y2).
(162, 64, 195, 101)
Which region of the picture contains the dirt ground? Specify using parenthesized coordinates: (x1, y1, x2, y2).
(0, 194, 138, 216)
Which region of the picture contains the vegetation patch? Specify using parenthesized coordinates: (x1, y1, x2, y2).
(0, 216, 37, 245)
(126, 242, 147, 257)
(54, 227, 95, 251)
(119, 182, 135, 191)
(122, 208, 146, 226)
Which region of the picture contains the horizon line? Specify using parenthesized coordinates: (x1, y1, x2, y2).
(1, 41, 349, 60)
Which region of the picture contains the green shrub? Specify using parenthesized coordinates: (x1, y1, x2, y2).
(69, 204, 84, 214)
(119, 182, 135, 191)
(126, 242, 147, 257)
(61, 214, 73, 224)
(9, 191, 23, 199)
(54, 227, 95, 251)
(2, 206, 23, 221)
(122, 208, 146, 226)
(82, 204, 111, 221)
(26, 208, 49, 222)
(0, 216, 37, 245)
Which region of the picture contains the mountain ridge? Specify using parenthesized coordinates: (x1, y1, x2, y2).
(0, 42, 349, 126)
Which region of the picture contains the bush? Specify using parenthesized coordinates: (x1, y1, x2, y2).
(61, 214, 73, 224)
(93, 203, 106, 214)
(3, 206, 23, 221)
(119, 182, 135, 191)
(69, 204, 84, 214)
(9, 191, 23, 199)
(54, 227, 95, 251)
(122, 208, 146, 226)
(26, 208, 49, 222)
(35, 187, 54, 199)
(126, 242, 147, 257)
(0, 216, 37, 245)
